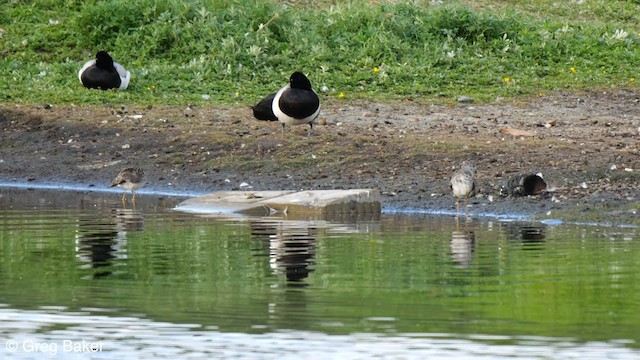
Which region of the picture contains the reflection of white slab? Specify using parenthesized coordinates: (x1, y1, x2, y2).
(175, 189, 381, 218)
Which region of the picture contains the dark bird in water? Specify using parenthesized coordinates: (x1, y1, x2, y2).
(78, 51, 131, 90)
(251, 92, 278, 121)
(262, 71, 320, 135)
(110, 167, 145, 203)
(450, 161, 476, 216)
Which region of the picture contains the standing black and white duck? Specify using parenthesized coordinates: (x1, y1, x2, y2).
(78, 51, 131, 90)
(262, 71, 320, 135)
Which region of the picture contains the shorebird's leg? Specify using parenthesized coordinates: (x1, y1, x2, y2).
(308, 123, 314, 137)
(464, 197, 469, 217)
(132, 191, 136, 202)
(281, 123, 286, 134)
(121, 192, 126, 203)
(456, 197, 460, 216)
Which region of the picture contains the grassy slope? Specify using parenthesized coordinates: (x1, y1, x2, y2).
(0, 0, 638, 105)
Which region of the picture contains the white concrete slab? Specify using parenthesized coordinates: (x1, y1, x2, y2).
(175, 189, 381, 219)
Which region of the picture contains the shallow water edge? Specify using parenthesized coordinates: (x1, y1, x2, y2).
(1, 181, 636, 227)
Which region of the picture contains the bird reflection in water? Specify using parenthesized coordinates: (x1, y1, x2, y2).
(504, 222, 546, 249)
(250, 220, 317, 286)
(450, 223, 476, 269)
(75, 207, 144, 278)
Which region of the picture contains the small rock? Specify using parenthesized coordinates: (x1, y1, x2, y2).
(121, 144, 130, 149)
(502, 127, 535, 137)
(457, 96, 474, 103)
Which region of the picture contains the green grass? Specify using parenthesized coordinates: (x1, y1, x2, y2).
(1, 0, 638, 105)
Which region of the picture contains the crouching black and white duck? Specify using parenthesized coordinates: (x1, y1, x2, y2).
(78, 51, 131, 90)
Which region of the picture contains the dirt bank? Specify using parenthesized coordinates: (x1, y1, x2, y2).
(1, 90, 639, 224)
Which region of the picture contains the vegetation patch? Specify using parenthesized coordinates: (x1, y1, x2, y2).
(1, 1, 638, 105)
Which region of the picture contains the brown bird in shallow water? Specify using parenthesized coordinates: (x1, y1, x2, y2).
(450, 161, 476, 216)
(110, 167, 146, 203)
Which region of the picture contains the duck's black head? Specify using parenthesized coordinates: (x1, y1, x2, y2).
(95, 51, 114, 69)
(289, 71, 313, 91)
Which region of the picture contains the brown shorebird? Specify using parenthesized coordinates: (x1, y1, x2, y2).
(450, 161, 476, 216)
(110, 167, 146, 203)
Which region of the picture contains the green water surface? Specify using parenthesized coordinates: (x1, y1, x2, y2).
(0, 188, 638, 358)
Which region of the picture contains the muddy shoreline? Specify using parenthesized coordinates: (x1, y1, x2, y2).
(1, 90, 638, 224)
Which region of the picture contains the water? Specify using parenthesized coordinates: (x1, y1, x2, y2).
(0, 188, 638, 359)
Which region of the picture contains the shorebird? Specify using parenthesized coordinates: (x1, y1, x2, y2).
(450, 161, 476, 216)
(110, 167, 145, 203)
(78, 51, 131, 90)
(269, 71, 320, 135)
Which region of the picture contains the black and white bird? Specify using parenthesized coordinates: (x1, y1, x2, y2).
(450, 161, 476, 216)
(502, 173, 547, 196)
(267, 71, 320, 135)
(78, 51, 131, 90)
(110, 167, 145, 203)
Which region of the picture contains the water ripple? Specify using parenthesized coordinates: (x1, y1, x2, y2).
(0, 308, 638, 359)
